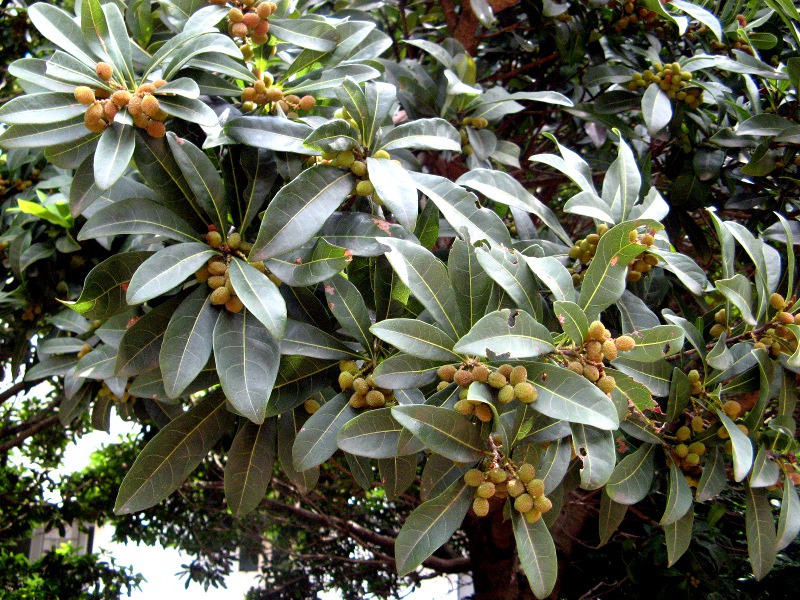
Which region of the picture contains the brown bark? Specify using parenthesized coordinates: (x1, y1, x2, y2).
(440, 0, 522, 55)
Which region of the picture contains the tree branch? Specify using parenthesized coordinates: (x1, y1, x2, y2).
(0, 414, 60, 454)
(262, 497, 470, 574)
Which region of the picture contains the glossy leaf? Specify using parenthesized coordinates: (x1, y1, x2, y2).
(114, 393, 232, 514)
(336, 407, 407, 459)
(116, 296, 180, 378)
(665, 507, 694, 567)
(776, 474, 800, 551)
(281, 320, 357, 360)
(746, 485, 778, 580)
(716, 407, 753, 482)
(370, 319, 460, 362)
(605, 444, 655, 505)
(66, 251, 151, 320)
(512, 511, 558, 599)
(448, 239, 493, 328)
(228, 258, 287, 341)
(661, 460, 693, 526)
(453, 309, 554, 359)
(391, 405, 484, 463)
(160, 287, 216, 399)
(225, 116, 315, 155)
(599, 489, 627, 546)
(695, 447, 727, 502)
(378, 118, 461, 152)
(79, 198, 202, 243)
(213, 310, 281, 424)
(395, 479, 473, 575)
(225, 418, 277, 517)
(366, 157, 418, 231)
(323, 273, 373, 356)
(126, 243, 215, 305)
(570, 424, 616, 490)
(292, 392, 356, 471)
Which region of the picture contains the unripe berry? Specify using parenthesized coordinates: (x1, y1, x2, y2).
(691, 415, 704, 433)
(195, 265, 210, 282)
(676, 425, 691, 442)
(597, 376, 616, 394)
(487, 371, 507, 389)
(96, 62, 113, 81)
(355, 180, 374, 196)
(208, 275, 226, 290)
(497, 364, 513, 379)
(338, 371, 354, 390)
(685, 453, 700, 466)
(210, 287, 231, 305)
(601, 339, 618, 361)
(303, 398, 320, 414)
(454, 369, 474, 387)
(688, 369, 700, 383)
(488, 468, 507, 484)
(146, 121, 166, 138)
(525, 509, 542, 524)
(615, 335, 636, 351)
(714, 308, 727, 324)
(474, 403, 493, 422)
(476, 481, 495, 498)
(349, 393, 366, 408)
(208, 261, 227, 277)
(298, 95, 316, 110)
(514, 382, 538, 403)
(454, 399, 474, 415)
(509, 365, 528, 386)
(265, 87, 283, 102)
(507, 479, 526, 497)
(514, 493, 534, 513)
(585, 340, 603, 363)
(675, 443, 689, 458)
(74, 86, 95, 105)
(437, 364, 456, 382)
(206, 231, 223, 248)
(372, 150, 390, 160)
(498, 384, 515, 404)
(778, 311, 795, 325)
(464, 469, 485, 487)
(526, 478, 545, 498)
(366, 389, 386, 407)
(353, 377, 370, 395)
(472, 365, 491, 383)
(472, 497, 490, 517)
(583, 364, 600, 382)
(533, 495, 553, 513)
(587, 320, 606, 341)
(709, 323, 725, 338)
(770, 293, 787, 310)
(517, 463, 536, 484)
(723, 400, 742, 419)
(567, 361, 583, 375)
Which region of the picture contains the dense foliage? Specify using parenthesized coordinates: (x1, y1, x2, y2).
(2, 0, 800, 598)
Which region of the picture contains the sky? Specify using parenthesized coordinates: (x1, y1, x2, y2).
(56, 415, 469, 599)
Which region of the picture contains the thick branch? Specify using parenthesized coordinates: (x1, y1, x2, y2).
(0, 381, 30, 406)
(262, 497, 470, 574)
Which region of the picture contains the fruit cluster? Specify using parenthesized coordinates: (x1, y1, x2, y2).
(564, 320, 637, 395)
(614, 0, 660, 32)
(20, 303, 42, 322)
(567, 224, 609, 286)
(628, 62, 703, 109)
(626, 229, 658, 282)
(460, 116, 489, 157)
(322, 148, 391, 199)
(338, 361, 396, 409)
(213, 0, 276, 45)
(241, 75, 316, 115)
(464, 462, 553, 523)
(76, 342, 93, 359)
(195, 254, 244, 313)
(437, 363, 538, 421)
(97, 381, 132, 404)
(75, 69, 170, 138)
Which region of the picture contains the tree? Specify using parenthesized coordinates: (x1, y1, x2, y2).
(1, 0, 800, 598)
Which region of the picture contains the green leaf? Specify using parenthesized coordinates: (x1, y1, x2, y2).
(391, 405, 484, 463)
(620, 325, 684, 363)
(167, 133, 227, 232)
(372, 354, 443, 389)
(366, 157, 418, 231)
(225, 418, 277, 517)
(126, 243, 215, 305)
(456, 169, 571, 245)
(523, 362, 619, 430)
(225, 116, 315, 154)
(570, 424, 616, 489)
(716, 407, 753, 482)
(599, 489, 627, 546)
(100, 3, 135, 85)
(45, 51, 108, 88)
(379, 455, 418, 500)
(605, 444, 655, 505)
(411, 172, 511, 246)
(323, 273, 374, 357)
(394, 478, 473, 575)
(65, 251, 151, 320)
(116, 296, 180, 378)
(421, 453, 468, 500)
(512, 511, 558, 599)
(380, 237, 464, 339)
(665, 507, 694, 567)
(264, 355, 337, 417)
(78, 197, 201, 243)
(378, 118, 461, 152)
(611, 356, 672, 397)
(578, 221, 661, 319)
(641, 84, 672, 136)
(696, 447, 727, 502)
(114, 392, 233, 514)
(269, 17, 338, 51)
(0, 92, 85, 125)
(336, 407, 407, 458)
(249, 166, 353, 261)
(746, 485, 778, 580)
(292, 392, 356, 471)
(228, 257, 287, 341)
(281, 320, 358, 360)
(661, 460, 693, 526)
(93, 122, 135, 191)
(158, 95, 219, 127)
(0, 116, 88, 149)
(750, 444, 780, 488)
(213, 310, 281, 424)
(453, 309, 554, 359)
(265, 239, 351, 287)
(523, 256, 577, 304)
(716, 274, 756, 325)
(554, 301, 589, 345)
(536, 437, 572, 495)
(370, 319, 460, 362)
(776, 474, 800, 551)
(602, 136, 641, 222)
(28, 3, 96, 68)
(448, 239, 493, 329)
(303, 119, 360, 153)
(475, 246, 540, 318)
(160, 287, 216, 399)
(285, 64, 380, 95)
(336, 80, 396, 149)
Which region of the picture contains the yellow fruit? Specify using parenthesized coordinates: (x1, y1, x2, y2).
(770, 293, 786, 310)
(472, 365, 491, 383)
(687, 441, 706, 456)
(517, 463, 536, 484)
(583, 364, 600, 382)
(709, 323, 726, 338)
(498, 385, 515, 404)
(208, 275, 226, 290)
(355, 180, 375, 196)
(146, 122, 166, 138)
(602, 339, 618, 361)
(303, 398, 320, 414)
(372, 150, 390, 160)
(349, 393, 366, 408)
(474, 403, 493, 422)
(514, 382, 538, 403)
(487, 371, 507, 389)
(207, 231, 223, 248)
(464, 469, 485, 487)
(507, 479, 525, 497)
(437, 364, 457, 382)
(688, 369, 700, 383)
(723, 400, 742, 419)
(533, 495, 552, 513)
(298, 95, 316, 110)
(685, 453, 700, 466)
(514, 493, 534, 513)
(472, 497, 490, 517)
(778, 311, 795, 325)
(476, 481, 496, 499)
(96, 62, 113, 81)
(338, 371, 354, 390)
(526, 479, 545, 498)
(339, 359, 359, 375)
(225, 297, 244, 313)
(676, 426, 691, 442)
(714, 308, 726, 324)
(353, 377, 369, 395)
(675, 443, 689, 458)
(524, 509, 542, 524)
(454, 399, 474, 415)
(597, 376, 616, 394)
(615, 335, 636, 351)
(454, 369, 474, 387)
(74, 86, 95, 105)
(210, 287, 231, 305)
(350, 161, 367, 177)
(587, 320, 606, 341)
(691, 415, 704, 433)
(488, 468, 507, 484)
